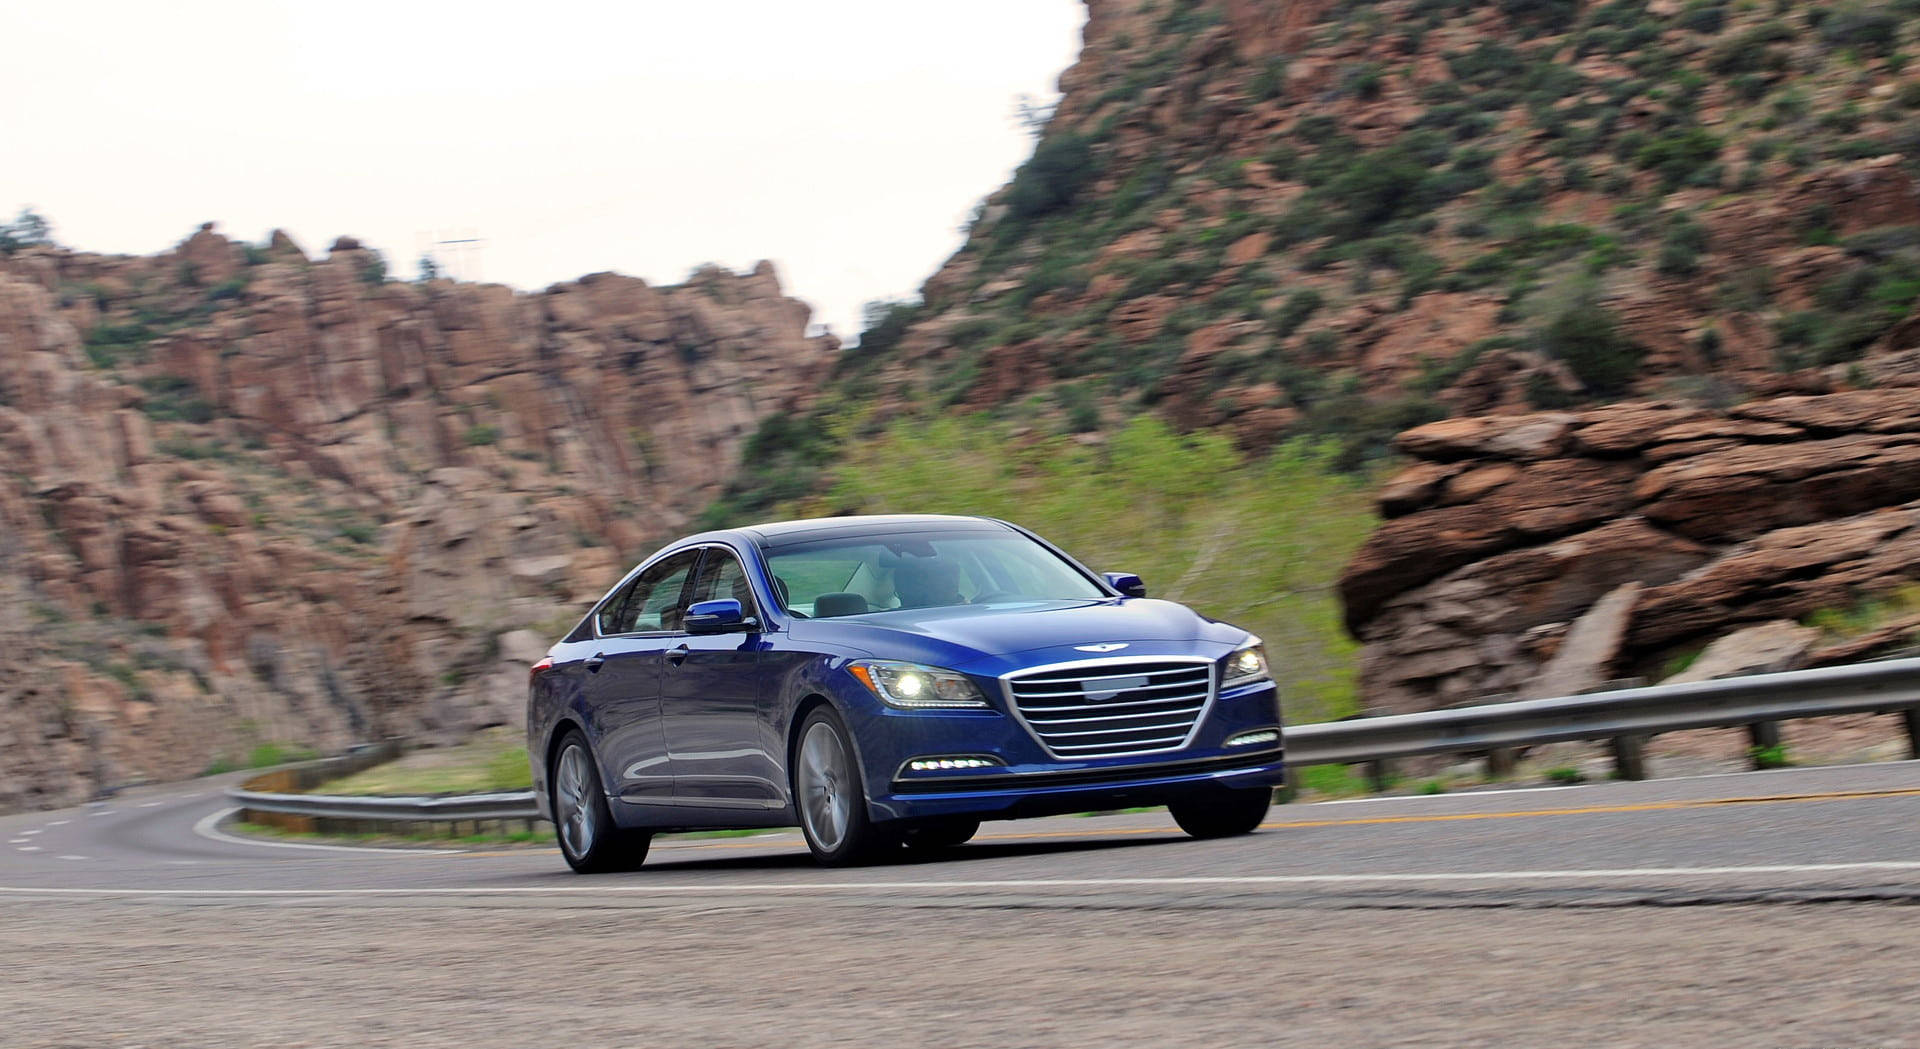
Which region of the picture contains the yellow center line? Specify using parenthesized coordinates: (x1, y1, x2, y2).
(456, 786, 1920, 857)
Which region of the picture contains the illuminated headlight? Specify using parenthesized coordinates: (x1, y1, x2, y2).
(1221, 639, 1270, 690)
(1226, 729, 1282, 748)
(904, 756, 1003, 773)
(848, 660, 990, 710)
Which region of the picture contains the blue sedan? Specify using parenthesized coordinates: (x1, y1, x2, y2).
(527, 514, 1285, 871)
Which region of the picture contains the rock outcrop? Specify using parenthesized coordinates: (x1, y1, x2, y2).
(860, 0, 1920, 451)
(0, 228, 834, 810)
(1341, 391, 1920, 714)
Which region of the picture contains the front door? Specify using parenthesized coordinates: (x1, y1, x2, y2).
(659, 547, 783, 809)
(587, 549, 699, 803)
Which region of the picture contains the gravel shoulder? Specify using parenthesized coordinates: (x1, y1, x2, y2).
(4, 899, 1915, 1048)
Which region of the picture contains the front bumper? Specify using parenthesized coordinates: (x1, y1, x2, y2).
(867, 746, 1286, 823)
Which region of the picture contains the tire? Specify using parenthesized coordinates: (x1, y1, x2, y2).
(1168, 785, 1273, 840)
(899, 817, 981, 852)
(550, 730, 652, 874)
(791, 706, 895, 866)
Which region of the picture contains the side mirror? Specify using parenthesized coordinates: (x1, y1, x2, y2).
(685, 598, 757, 635)
(1103, 572, 1147, 599)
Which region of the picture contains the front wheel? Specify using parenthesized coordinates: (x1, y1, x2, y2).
(551, 730, 652, 874)
(1168, 786, 1273, 840)
(792, 707, 894, 866)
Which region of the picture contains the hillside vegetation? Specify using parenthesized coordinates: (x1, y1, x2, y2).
(774, 416, 1376, 723)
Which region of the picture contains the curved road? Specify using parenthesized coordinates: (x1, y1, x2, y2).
(4, 761, 1918, 1047)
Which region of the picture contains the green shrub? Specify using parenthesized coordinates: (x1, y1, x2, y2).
(1005, 133, 1098, 224)
(1707, 21, 1796, 74)
(1676, 1, 1727, 32)
(1657, 216, 1711, 276)
(463, 424, 500, 446)
(1634, 126, 1723, 188)
(1819, 3, 1902, 56)
(1537, 300, 1644, 395)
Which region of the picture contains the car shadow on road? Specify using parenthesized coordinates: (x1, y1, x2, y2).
(633, 830, 1190, 874)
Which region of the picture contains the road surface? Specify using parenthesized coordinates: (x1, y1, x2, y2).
(3, 761, 1917, 1047)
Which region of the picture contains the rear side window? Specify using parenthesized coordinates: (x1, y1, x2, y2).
(597, 550, 700, 635)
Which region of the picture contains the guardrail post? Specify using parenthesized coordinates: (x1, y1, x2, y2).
(1365, 758, 1394, 793)
(1903, 708, 1920, 759)
(1746, 721, 1783, 768)
(1609, 736, 1647, 781)
(1485, 747, 1516, 779)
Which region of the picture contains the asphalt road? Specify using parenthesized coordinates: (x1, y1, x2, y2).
(4, 762, 1918, 1047)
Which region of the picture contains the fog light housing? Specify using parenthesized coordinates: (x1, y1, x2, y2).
(1225, 729, 1282, 748)
(901, 755, 1004, 774)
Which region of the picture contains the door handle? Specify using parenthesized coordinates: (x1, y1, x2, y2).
(665, 644, 691, 666)
(584, 652, 607, 673)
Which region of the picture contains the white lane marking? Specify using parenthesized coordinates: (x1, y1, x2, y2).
(19, 830, 39, 837)
(138, 801, 163, 808)
(7, 839, 28, 845)
(1, 861, 1917, 898)
(89, 809, 114, 817)
(46, 820, 70, 826)
(15, 846, 39, 853)
(57, 855, 86, 861)
(190, 807, 461, 857)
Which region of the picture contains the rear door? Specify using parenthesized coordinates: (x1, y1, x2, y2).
(585, 549, 699, 802)
(659, 546, 784, 809)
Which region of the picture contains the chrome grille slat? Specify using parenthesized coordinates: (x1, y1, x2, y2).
(1017, 682, 1209, 703)
(1038, 718, 1199, 739)
(1052, 730, 1182, 745)
(1016, 668, 1207, 689)
(1004, 658, 1216, 759)
(1029, 703, 1205, 718)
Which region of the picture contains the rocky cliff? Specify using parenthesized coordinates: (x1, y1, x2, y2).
(1341, 389, 1920, 713)
(0, 225, 834, 810)
(844, 0, 1920, 460)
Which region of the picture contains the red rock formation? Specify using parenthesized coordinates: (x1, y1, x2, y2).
(0, 227, 834, 810)
(1341, 390, 1920, 714)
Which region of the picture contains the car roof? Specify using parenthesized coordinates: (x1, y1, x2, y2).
(733, 514, 1014, 550)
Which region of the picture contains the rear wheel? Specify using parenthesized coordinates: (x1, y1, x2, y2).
(551, 730, 652, 874)
(792, 707, 894, 866)
(899, 817, 981, 852)
(1168, 786, 1273, 840)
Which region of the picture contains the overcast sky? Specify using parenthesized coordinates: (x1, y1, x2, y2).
(2, 1, 1086, 338)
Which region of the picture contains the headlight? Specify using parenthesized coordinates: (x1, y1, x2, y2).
(1222, 640, 1270, 690)
(848, 660, 990, 710)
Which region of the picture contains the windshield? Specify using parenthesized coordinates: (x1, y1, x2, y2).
(764, 529, 1107, 618)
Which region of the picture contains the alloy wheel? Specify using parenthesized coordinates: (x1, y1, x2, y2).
(555, 743, 597, 860)
(797, 720, 853, 852)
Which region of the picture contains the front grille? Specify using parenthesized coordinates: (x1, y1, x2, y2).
(1004, 659, 1214, 759)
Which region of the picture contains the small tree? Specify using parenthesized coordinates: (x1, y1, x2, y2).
(0, 207, 53, 254)
(416, 253, 441, 282)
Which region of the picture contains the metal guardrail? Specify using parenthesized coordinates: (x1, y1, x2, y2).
(229, 788, 538, 823)
(1282, 656, 1920, 767)
(229, 657, 1920, 823)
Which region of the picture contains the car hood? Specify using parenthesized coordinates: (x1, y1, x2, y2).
(784, 597, 1246, 668)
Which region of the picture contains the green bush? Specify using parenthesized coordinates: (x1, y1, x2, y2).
(1819, 3, 1902, 56)
(1537, 300, 1645, 395)
(1634, 126, 1723, 188)
(1676, 1, 1727, 33)
(463, 424, 500, 446)
(1657, 216, 1711, 276)
(1707, 21, 1796, 74)
(1005, 133, 1098, 224)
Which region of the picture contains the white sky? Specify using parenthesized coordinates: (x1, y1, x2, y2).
(1, 1, 1086, 339)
